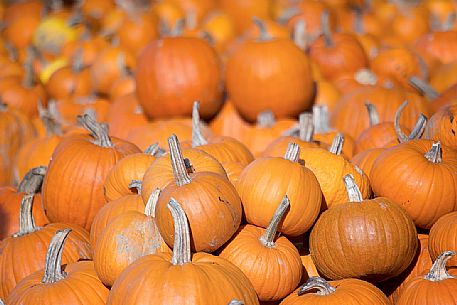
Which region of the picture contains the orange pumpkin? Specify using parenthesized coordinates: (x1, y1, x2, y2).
(209, 100, 249, 140)
(371, 140, 457, 229)
(423, 103, 457, 150)
(350, 148, 384, 180)
(429, 212, 457, 267)
(237, 143, 322, 236)
(416, 30, 457, 65)
(220, 0, 272, 33)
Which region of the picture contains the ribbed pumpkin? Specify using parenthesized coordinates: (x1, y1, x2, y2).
(429, 211, 457, 267)
(280, 277, 390, 305)
(300, 134, 371, 209)
(220, 196, 303, 301)
(226, 19, 314, 122)
(350, 148, 384, 180)
(6, 229, 109, 305)
(396, 251, 457, 305)
(104, 143, 165, 202)
(136, 34, 223, 120)
(42, 114, 140, 230)
(236, 143, 322, 236)
(94, 189, 168, 287)
(423, 103, 457, 150)
(371, 140, 457, 229)
(209, 100, 249, 140)
(0, 194, 92, 299)
(0, 167, 48, 240)
(90, 181, 146, 246)
(310, 174, 418, 283)
(155, 135, 241, 253)
(106, 198, 260, 305)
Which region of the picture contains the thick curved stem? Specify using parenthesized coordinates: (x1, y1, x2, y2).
(313, 105, 332, 134)
(42, 229, 72, 284)
(38, 101, 63, 136)
(18, 166, 47, 194)
(299, 113, 314, 142)
(128, 180, 142, 195)
(321, 11, 334, 48)
(424, 142, 442, 164)
(257, 110, 276, 128)
(298, 277, 336, 296)
(259, 195, 290, 247)
(284, 143, 300, 162)
(168, 198, 191, 265)
(395, 100, 427, 142)
(252, 17, 271, 41)
(13, 193, 39, 237)
(328, 133, 344, 155)
(77, 114, 113, 147)
(409, 77, 438, 100)
(192, 101, 208, 147)
(144, 188, 161, 217)
(408, 114, 427, 140)
(144, 143, 166, 157)
(168, 134, 192, 186)
(343, 174, 363, 203)
(365, 102, 380, 126)
(424, 251, 455, 281)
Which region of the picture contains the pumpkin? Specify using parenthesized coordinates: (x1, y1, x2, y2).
(209, 100, 249, 140)
(310, 174, 418, 282)
(155, 134, 241, 252)
(42, 114, 140, 230)
(379, 234, 433, 304)
(94, 188, 167, 287)
(280, 277, 390, 305)
(314, 80, 341, 113)
(136, 33, 223, 120)
(220, 196, 302, 301)
(220, 0, 272, 33)
(108, 53, 136, 100)
(106, 198, 260, 305)
(350, 148, 384, 180)
(423, 103, 457, 150)
(429, 60, 457, 93)
(6, 229, 109, 305)
(416, 30, 457, 65)
(370, 141, 457, 229)
(237, 143, 322, 236)
(200, 11, 236, 54)
(90, 182, 146, 246)
(54, 94, 111, 125)
(396, 251, 457, 305)
(390, 5, 430, 45)
(104, 143, 165, 201)
(429, 211, 457, 267)
(429, 82, 457, 112)
(61, 35, 109, 67)
(309, 11, 369, 82)
(226, 19, 314, 122)
(0, 193, 92, 299)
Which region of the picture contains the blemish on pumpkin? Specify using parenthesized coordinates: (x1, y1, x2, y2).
(378, 202, 387, 210)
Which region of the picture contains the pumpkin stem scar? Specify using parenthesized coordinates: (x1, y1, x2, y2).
(425, 250, 456, 281)
(259, 195, 290, 247)
(298, 276, 336, 296)
(168, 198, 191, 265)
(42, 229, 72, 284)
(168, 134, 192, 186)
(424, 142, 442, 164)
(343, 174, 363, 202)
(192, 101, 208, 147)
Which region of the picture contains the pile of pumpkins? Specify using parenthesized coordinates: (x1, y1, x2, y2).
(1, 0, 457, 304)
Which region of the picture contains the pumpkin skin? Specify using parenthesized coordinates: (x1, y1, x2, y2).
(416, 31, 457, 65)
(423, 103, 457, 150)
(42, 115, 141, 230)
(209, 100, 249, 140)
(280, 277, 390, 305)
(136, 36, 223, 120)
(429, 211, 457, 267)
(350, 148, 384, 180)
(310, 178, 418, 283)
(236, 144, 322, 236)
(355, 122, 410, 153)
(370, 140, 457, 229)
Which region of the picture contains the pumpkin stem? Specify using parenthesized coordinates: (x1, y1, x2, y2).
(13, 193, 39, 237)
(72, 48, 84, 73)
(364, 102, 380, 126)
(284, 142, 300, 162)
(353, 8, 364, 34)
(328, 133, 344, 155)
(77, 114, 113, 147)
(424, 142, 442, 164)
(38, 100, 63, 136)
(424, 251, 456, 282)
(257, 110, 276, 128)
(313, 105, 332, 134)
(185, 10, 197, 30)
(168, 198, 191, 265)
(321, 11, 334, 48)
(170, 18, 185, 37)
(117, 52, 131, 78)
(409, 114, 427, 140)
(252, 17, 272, 41)
(22, 48, 36, 88)
(144, 188, 161, 217)
(0, 298, 4, 305)
(293, 19, 308, 50)
(298, 276, 337, 296)
(343, 174, 363, 202)
(259, 195, 290, 247)
(144, 143, 166, 157)
(0, 100, 7, 112)
(42, 229, 72, 284)
(192, 101, 208, 147)
(18, 166, 47, 194)
(228, 300, 244, 305)
(128, 180, 142, 195)
(394, 101, 427, 143)
(299, 113, 314, 142)
(168, 134, 192, 186)
(277, 6, 300, 24)
(409, 76, 439, 100)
